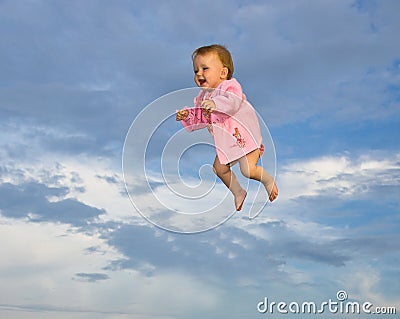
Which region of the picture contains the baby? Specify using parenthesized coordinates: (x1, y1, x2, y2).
(176, 44, 278, 211)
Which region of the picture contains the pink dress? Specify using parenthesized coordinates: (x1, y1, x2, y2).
(180, 78, 263, 165)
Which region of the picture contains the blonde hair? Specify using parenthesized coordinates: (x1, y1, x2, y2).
(192, 44, 234, 80)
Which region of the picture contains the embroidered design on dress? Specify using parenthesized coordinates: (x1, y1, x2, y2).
(233, 127, 245, 148)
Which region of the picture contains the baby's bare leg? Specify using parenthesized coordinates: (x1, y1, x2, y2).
(213, 156, 247, 211)
(238, 149, 278, 202)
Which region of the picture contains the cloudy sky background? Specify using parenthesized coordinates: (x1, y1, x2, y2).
(0, 0, 399, 318)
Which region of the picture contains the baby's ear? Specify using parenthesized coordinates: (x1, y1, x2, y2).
(221, 67, 228, 79)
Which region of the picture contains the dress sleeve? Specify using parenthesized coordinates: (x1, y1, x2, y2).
(211, 80, 244, 117)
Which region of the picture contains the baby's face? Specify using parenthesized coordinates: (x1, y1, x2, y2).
(193, 52, 228, 89)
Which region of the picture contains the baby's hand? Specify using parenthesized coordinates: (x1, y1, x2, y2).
(176, 109, 189, 121)
(201, 99, 216, 114)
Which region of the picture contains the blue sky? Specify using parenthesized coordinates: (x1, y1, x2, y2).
(0, 0, 399, 318)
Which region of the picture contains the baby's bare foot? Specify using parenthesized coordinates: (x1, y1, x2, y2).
(263, 177, 278, 202)
(234, 189, 247, 211)
(268, 182, 278, 202)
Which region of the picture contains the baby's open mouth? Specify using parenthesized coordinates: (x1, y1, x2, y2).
(198, 79, 206, 86)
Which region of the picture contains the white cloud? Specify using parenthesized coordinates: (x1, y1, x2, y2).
(278, 152, 400, 200)
(0, 217, 119, 311)
(0, 218, 223, 319)
(337, 262, 400, 310)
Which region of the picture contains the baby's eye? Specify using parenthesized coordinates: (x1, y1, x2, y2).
(203, 67, 208, 71)
(194, 69, 199, 74)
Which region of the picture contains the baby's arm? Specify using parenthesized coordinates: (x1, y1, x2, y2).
(176, 107, 208, 132)
(211, 81, 244, 116)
